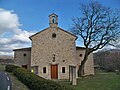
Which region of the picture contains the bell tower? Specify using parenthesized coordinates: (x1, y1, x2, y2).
(49, 13, 58, 27)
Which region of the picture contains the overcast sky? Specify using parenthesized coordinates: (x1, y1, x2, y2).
(0, 0, 120, 56)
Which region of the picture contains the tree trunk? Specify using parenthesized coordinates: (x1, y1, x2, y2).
(78, 61, 85, 76)
(78, 50, 89, 77)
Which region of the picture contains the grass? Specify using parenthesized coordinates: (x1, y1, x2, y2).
(0, 64, 5, 71)
(75, 72, 120, 90)
(8, 72, 29, 90)
(0, 64, 29, 90)
(1, 64, 120, 90)
(60, 71, 120, 90)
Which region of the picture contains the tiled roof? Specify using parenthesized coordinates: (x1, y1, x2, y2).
(76, 46, 86, 50)
(13, 47, 31, 51)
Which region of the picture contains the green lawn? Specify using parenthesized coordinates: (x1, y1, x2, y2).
(1, 64, 120, 90)
(0, 64, 5, 71)
(74, 72, 120, 90)
(60, 71, 120, 90)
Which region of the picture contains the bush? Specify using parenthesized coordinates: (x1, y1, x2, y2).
(6, 65, 73, 90)
(5, 64, 19, 72)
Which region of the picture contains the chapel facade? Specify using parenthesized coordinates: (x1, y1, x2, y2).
(14, 13, 94, 79)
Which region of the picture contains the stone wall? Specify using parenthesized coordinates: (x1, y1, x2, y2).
(76, 48, 94, 75)
(14, 48, 31, 70)
(30, 27, 77, 79)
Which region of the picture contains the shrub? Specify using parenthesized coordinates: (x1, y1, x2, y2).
(5, 65, 73, 90)
(5, 64, 19, 72)
(13, 67, 73, 90)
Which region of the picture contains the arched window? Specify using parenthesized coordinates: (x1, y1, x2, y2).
(52, 16, 56, 23)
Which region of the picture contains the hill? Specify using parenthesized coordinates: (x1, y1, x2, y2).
(0, 55, 13, 60)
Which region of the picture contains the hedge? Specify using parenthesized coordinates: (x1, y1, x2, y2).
(5, 65, 73, 90)
(5, 64, 19, 72)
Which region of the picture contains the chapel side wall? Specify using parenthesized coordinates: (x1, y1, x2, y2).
(76, 49, 94, 75)
(31, 27, 77, 79)
(84, 53, 94, 75)
(14, 50, 31, 70)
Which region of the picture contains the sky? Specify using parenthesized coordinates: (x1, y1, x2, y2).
(0, 0, 120, 56)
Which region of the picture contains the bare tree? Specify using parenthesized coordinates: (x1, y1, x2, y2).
(71, 1, 120, 76)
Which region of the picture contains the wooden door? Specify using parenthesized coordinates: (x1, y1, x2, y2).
(51, 65, 58, 79)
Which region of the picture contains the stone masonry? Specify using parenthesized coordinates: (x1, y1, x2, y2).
(13, 13, 94, 80)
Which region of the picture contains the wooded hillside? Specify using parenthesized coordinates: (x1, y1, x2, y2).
(94, 49, 120, 71)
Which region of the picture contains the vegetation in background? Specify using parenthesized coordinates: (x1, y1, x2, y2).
(94, 49, 120, 73)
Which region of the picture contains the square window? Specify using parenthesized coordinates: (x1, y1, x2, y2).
(62, 67, 65, 73)
(43, 67, 46, 73)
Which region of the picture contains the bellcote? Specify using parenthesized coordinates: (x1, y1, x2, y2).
(49, 13, 58, 27)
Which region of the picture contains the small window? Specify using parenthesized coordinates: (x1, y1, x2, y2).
(43, 67, 46, 73)
(63, 60, 65, 62)
(52, 16, 56, 23)
(79, 54, 82, 57)
(62, 67, 65, 73)
(22, 65, 27, 69)
(52, 33, 56, 38)
(23, 53, 26, 56)
(14, 53, 17, 58)
(52, 54, 55, 62)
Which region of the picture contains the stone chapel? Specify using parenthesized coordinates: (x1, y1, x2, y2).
(13, 13, 94, 79)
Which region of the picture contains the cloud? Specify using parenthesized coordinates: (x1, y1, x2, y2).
(0, 8, 35, 56)
(0, 9, 20, 34)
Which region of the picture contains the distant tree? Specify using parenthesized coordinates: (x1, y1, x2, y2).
(71, 1, 120, 76)
(94, 49, 120, 72)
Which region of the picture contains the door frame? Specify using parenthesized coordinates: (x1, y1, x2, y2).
(51, 64, 58, 79)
